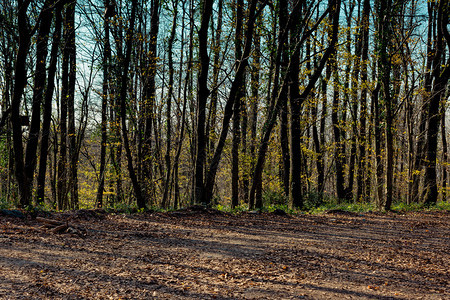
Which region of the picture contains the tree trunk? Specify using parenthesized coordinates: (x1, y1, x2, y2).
(11, 0, 32, 208)
(37, 2, 62, 205)
(356, 0, 370, 202)
(58, 2, 76, 210)
(424, 0, 450, 206)
(441, 92, 448, 202)
(288, 2, 303, 209)
(345, 1, 357, 200)
(170, 0, 193, 208)
(96, 0, 112, 208)
(374, 0, 394, 211)
(248, 17, 260, 204)
(140, 0, 160, 202)
(411, 2, 435, 204)
(161, 0, 178, 209)
(120, 0, 145, 209)
(279, 0, 290, 200)
(24, 0, 53, 207)
(231, 0, 244, 208)
(0, 17, 14, 204)
(66, 0, 78, 209)
(206, 0, 223, 171)
(193, 0, 214, 204)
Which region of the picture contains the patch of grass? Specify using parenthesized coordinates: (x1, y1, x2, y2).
(391, 201, 424, 212)
(310, 201, 377, 214)
(33, 199, 57, 212)
(436, 200, 450, 210)
(392, 200, 450, 212)
(108, 202, 174, 214)
(104, 202, 141, 214)
(214, 202, 302, 215)
(214, 203, 248, 214)
(0, 197, 11, 210)
(263, 203, 299, 214)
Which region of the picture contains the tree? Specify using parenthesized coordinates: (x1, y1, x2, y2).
(356, 0, 370, 203)
(424, 0, 450, 206)
(278, 0, 290, 202)
(231, 0, 244, 208)
(67, 0, 78, 209)
(141, 0, 160, 202)
(58, 0, 78, 210)
(96, 0, 112, 208)
(193, 0, 214, 204)
(374, 0, 394, 210)
(161, 0, 178, 209)
(120, 0, 145, 209)
(287, 0, 303, 209)
(36, 1, 63, 206)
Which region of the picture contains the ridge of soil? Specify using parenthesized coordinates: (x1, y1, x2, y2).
(1, 209, 449, 299)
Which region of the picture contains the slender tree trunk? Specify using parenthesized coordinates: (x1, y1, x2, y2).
(11, 0, 32, 208)
(206, 0, 223, 168)
(168, 0, 189, 208)
(0, 23, 14, 203)
(406, 81, 414, 204)
(66, 0, 78, 209)
(161, 0, 178, 208)
(331, 55, 345, 202)
(172, 20, 189, 208)
(120, 0, 145, 209)
(141, 0, 160, 202)
(346, 1, 357, 200)
(231, 0, 244, 208)
(186, 0, 196, 205)
(108, 12, 124, 205)
(37, 2, 62, 205)
(356, 0, 370, 202)
(288, 2, 303, 209)
(312, 82, 326, 197)
(411, 2, 435, 203)
(278, 0, 290, 199)
(372, 82, 384, 208)
(315, 32, 329, 198)
(248, 21, 260, 203)
(310, 24, 323, 199)
(441, 94, 448, 202)
(97, 0, 112, 208)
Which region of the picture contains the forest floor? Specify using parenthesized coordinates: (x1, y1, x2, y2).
(0, 207, 448, 300)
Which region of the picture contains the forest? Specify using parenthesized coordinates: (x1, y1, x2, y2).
(0, 1, 449, 298)
(1, 0, 449, 212)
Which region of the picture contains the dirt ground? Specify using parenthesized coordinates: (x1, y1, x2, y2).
(0, 207, 448, 300)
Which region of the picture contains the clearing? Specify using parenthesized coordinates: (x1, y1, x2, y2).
(0, 208, 449, 299)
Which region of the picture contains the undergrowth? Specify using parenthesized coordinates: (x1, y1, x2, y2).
(1, 193, 448, 215)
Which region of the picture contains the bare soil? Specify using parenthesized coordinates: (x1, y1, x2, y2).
(0, 208, 449, 299)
